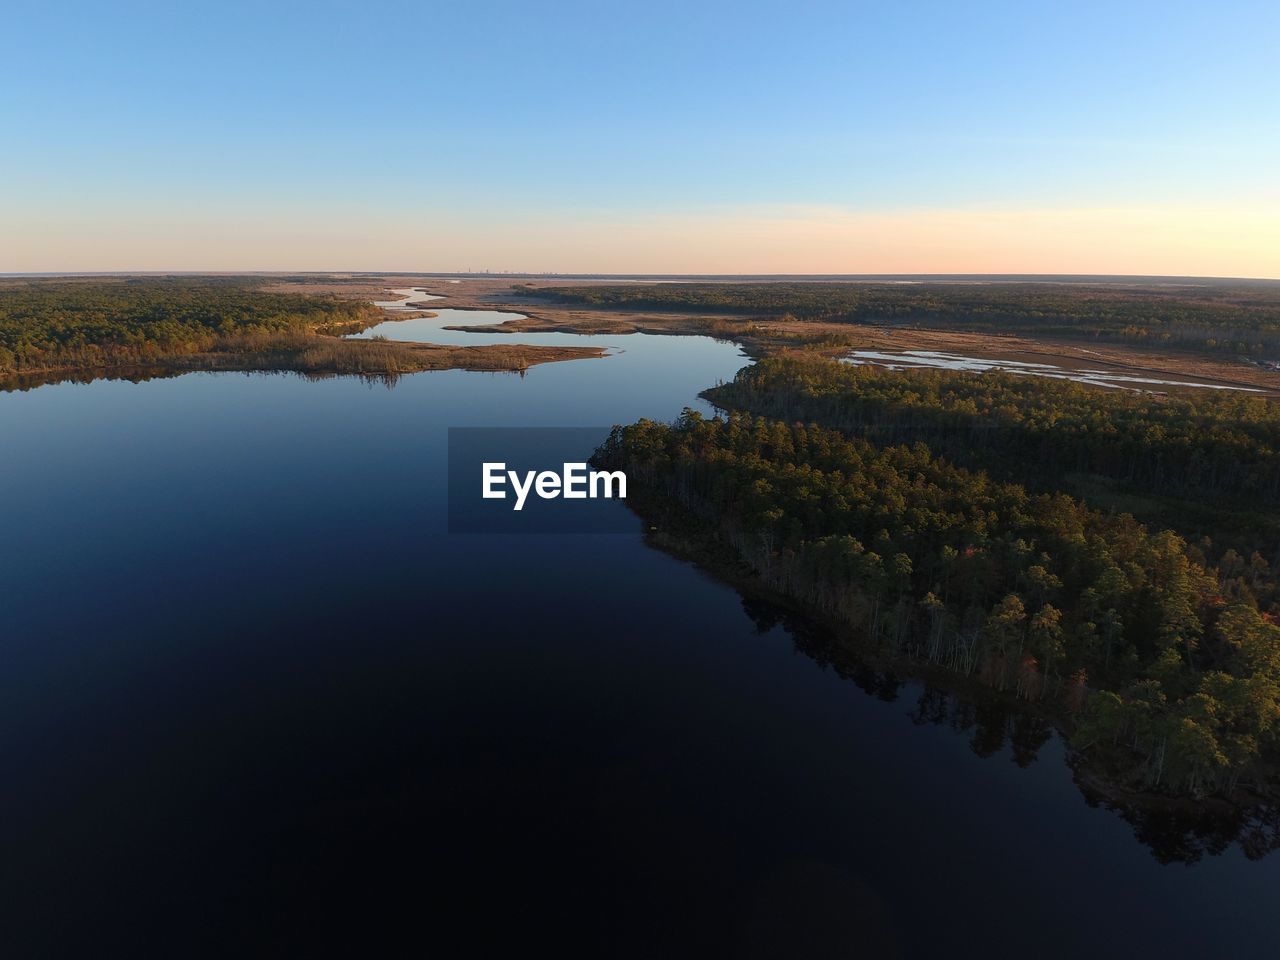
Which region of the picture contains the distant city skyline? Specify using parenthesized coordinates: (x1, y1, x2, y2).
(4, 0, 1278, 276)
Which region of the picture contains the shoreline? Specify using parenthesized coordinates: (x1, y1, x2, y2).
(617, 480, 1280, 840)
(14, 274, 1272, 397)
(0, 335, 606, 392)
(382, 276, 1280, 397)
(0, 281, 610, 392)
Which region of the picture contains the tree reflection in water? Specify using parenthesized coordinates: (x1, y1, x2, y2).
(737, 590, 1280, 865)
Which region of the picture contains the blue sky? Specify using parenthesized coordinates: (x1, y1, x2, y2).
(3, 0, 1278, 273)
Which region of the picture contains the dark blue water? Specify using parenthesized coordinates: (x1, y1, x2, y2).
(2, 333, 1278, 957)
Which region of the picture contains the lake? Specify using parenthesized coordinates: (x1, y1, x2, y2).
(2, 309, 1277, 956)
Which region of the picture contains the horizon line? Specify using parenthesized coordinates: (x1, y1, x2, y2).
(5, 271, 1280, 285)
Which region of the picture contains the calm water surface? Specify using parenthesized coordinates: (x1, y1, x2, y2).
(2, 313, 1277, 956)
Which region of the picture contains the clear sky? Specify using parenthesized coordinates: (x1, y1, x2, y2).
(3, 0, 1278, 276)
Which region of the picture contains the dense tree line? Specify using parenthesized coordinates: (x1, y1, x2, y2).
(0, 278, 382, 374)
(706, 356, 1280, 503)
(705, 357, 1280, 578)
(596, 411, 1280, 798)
(530, 281, 1280, 356)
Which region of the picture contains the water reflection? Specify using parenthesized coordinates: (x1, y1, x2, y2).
(731, 583, 1280, 865)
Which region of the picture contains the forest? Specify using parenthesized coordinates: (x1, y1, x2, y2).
(0, 277, 383, 375)
(595, 391, 1280, 801)
(704, 356, 1280, 558)
(531, 280, 1280, 357)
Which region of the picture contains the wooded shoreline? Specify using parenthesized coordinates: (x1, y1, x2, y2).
(616, 477, 1280, 859)
(0, 277, 605, 390)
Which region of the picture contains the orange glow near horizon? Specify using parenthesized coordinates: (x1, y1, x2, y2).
(4, 203, 1278, 279)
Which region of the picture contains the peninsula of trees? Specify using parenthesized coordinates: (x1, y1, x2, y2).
(596, 362, 1280, 803)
